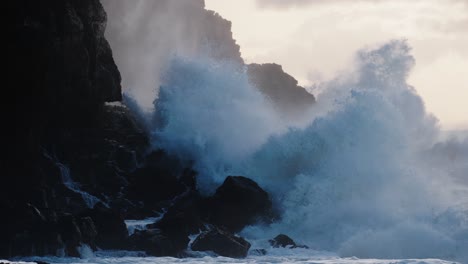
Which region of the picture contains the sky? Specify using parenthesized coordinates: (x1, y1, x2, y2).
(205, 0, 468, 130)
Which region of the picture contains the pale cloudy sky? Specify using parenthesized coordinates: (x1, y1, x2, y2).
(205, 0, 468, 130)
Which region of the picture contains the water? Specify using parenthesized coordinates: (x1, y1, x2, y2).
(12, 40, 465, 263)
(7, 249, 459, 264)
(42, 151, 105, 209)
(128, 40, 467, 262)
(125, 217, 163, 236)
(56, 163, 103, 209)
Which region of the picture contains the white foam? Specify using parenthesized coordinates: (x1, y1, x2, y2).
(125, 217, 162, 236)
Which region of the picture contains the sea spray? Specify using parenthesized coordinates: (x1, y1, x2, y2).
(126, 40, 468, 261)
(240, 41, 467, 260)
(151, 57, 286, 191)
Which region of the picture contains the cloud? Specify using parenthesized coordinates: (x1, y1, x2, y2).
(256, 0, 468, 9)
(255, 0, 384, 9)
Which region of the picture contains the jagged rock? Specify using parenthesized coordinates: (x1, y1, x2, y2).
(269, 234, 296, 248)
(124, 150, 190, 215)
(81, 203, 128, 249)
(57, 214, 83, 257)
(129, 229, 189, 257)
(191, 228, 251, 258)
(207, 176, 273, 233)
(150, 191, 207, 235)
(77, 217, 98, 250)
(0, 203, 63, 258)
(143, 191, 207, 257)
(247, 63, 315, 116)
(269, 234, 308, 249)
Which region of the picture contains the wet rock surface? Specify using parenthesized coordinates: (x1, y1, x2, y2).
(191, 228, 251, 258)
(206, 176, 274, 233)
(5, 0, 281, 260)
(269, 234, 309, 249)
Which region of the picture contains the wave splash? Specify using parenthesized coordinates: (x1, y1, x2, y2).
(128, 40, 468, 261)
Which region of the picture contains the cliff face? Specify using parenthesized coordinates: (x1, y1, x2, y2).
(102, 0, 243, 105)
(247, 63, 316, 116)
(4, 0, 309, 259)
(11, 0, 122, 165)
(102, 0, 314, 114)
(4, 0, 126, 257)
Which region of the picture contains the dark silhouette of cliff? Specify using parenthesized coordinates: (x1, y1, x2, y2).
(248, 63, 315, 116)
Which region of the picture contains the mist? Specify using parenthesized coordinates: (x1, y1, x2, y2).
(102, 0, 242, 110)
(102, 1, 468, 261)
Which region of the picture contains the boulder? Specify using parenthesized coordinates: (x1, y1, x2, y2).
(143, 191, 206, 256)
(207, 176, 273, 232)
(129, 228, 189, 257)
(191, 228, 251, 258)
(150, 191, 206, 236)
(269, 234, 308, 249)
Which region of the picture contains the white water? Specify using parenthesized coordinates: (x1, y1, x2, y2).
(56, 163, 103, 209)
(125, 216, 163, 236)
(42, 151, 104, 209)
(8, 249, 460, 264)
(126, 40, 468, 262)
(18, 41, 465, 264)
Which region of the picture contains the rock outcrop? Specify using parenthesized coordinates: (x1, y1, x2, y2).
(5, 0, 292, 260)
(247, 63, 315, 116)
(269, 234, 308, 249)
(4, 0, 126, 258)
(191, 228, 251, 258)
(206, 176, 274, 233)
(129, 228, 189, 257)
(101, 0, 243, 100)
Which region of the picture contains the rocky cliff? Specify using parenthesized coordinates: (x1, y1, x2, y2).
(4, 0, 304, 259)
(101, 0, 243, 105)
(4, 0, 127, 257)
(248, 63, 316, 116)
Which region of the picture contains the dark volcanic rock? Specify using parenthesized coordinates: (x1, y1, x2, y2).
(247, 63, 315, 116)
(10, 0, 122, 175)
(269, 234, 308, 249)
(0, 203, 62, 257)
(81, 203, 128, 249)
(0, 203, 101, 258)
(147, 191, 207, 256)
(129, 228, 189, 257)
(57, 214, 83, 257)
(207, 176, 273, 233)
(151, 192, 206, 237)
(191, 228, 251, 258)
(7, 0, 125, 257)
(125, 150, 190, 215)
(269, 234, 296, 248)
(78, 217, 98, 249)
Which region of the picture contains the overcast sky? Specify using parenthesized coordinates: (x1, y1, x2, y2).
(205, 0, 468, 130)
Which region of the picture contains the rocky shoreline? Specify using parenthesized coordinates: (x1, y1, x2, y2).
(4, 0, 314, 260)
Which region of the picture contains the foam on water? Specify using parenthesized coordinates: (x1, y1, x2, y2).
(10, 250, 459, 264)
(125, 216, 163, 236)
(57, 163, 103, 209)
